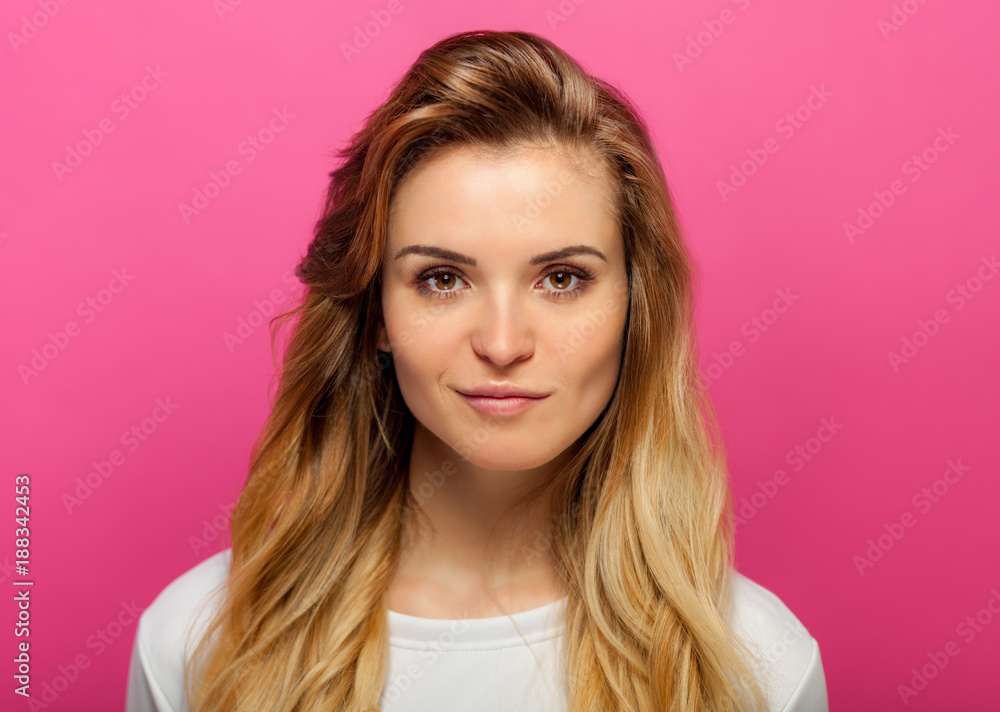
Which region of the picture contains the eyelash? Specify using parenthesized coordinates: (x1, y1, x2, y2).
(414, 265, 595, 301)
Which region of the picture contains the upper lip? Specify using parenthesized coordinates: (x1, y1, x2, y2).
(458, 383, 548, 398)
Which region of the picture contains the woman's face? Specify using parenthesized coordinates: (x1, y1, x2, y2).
(378, 143, 628, 470)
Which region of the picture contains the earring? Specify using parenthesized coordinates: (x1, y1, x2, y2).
(375, 349, 393, 371)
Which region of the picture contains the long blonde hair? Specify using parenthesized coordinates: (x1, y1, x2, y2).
(185, 29, 770, 712)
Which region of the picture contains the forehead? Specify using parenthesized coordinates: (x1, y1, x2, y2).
(385, 143, 620, 255)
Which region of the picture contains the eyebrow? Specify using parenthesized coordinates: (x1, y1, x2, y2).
(392, 244, 607, 265)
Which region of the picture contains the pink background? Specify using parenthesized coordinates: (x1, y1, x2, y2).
(2, 0, 998, 709)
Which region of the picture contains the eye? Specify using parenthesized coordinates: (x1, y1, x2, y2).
(541, 270, 581, 292)
(415, 268, 468, 298)
(537, 266, 593, 300)
(413, 265, 595, 300)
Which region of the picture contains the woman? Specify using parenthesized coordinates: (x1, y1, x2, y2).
(126, 29, 828, 712)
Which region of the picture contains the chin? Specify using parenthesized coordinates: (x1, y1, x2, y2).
(456, 450, 552, 472)
(444, 430, 570, 472)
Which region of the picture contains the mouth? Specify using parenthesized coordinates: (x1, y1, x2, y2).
(456, 383, 548, 399)
(456, 391, 549, 417)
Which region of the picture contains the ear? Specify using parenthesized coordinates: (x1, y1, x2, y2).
(376, 318, 391, 353)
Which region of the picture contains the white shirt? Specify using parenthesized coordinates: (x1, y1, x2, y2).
(126, 549, 828, 711)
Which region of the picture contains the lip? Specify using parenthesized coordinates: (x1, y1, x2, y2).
(455, 383, 549, 417)
(457, 383, 548, 398)
(458, 393, 548, 417)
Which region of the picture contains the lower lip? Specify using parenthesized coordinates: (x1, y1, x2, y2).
(458, 393, 547, 417)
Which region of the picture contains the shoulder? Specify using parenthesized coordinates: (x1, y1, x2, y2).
(727, 570, 829, 712)
(132, 549, 232, 711)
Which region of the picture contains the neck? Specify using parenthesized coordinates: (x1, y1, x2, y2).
(394, 421, 566, 594)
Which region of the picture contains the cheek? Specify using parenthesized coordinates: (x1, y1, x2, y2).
(383, 295, 456, 407)
(390, 347, 445, 435)
(382, 284, 456, 352)
(548, 299, 627, 389)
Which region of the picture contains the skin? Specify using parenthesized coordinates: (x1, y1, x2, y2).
(377, 142, 629, 619)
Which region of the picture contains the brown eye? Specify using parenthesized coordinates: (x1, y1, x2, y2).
(549, 272, 572, 289)
(538, 266, 593, 300)
(415, 268, 468, 298)
(431, 273, 458, 290)
(543, 271, 580, 292)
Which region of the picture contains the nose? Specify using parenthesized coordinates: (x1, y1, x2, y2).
(470, 288, 535, 367)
